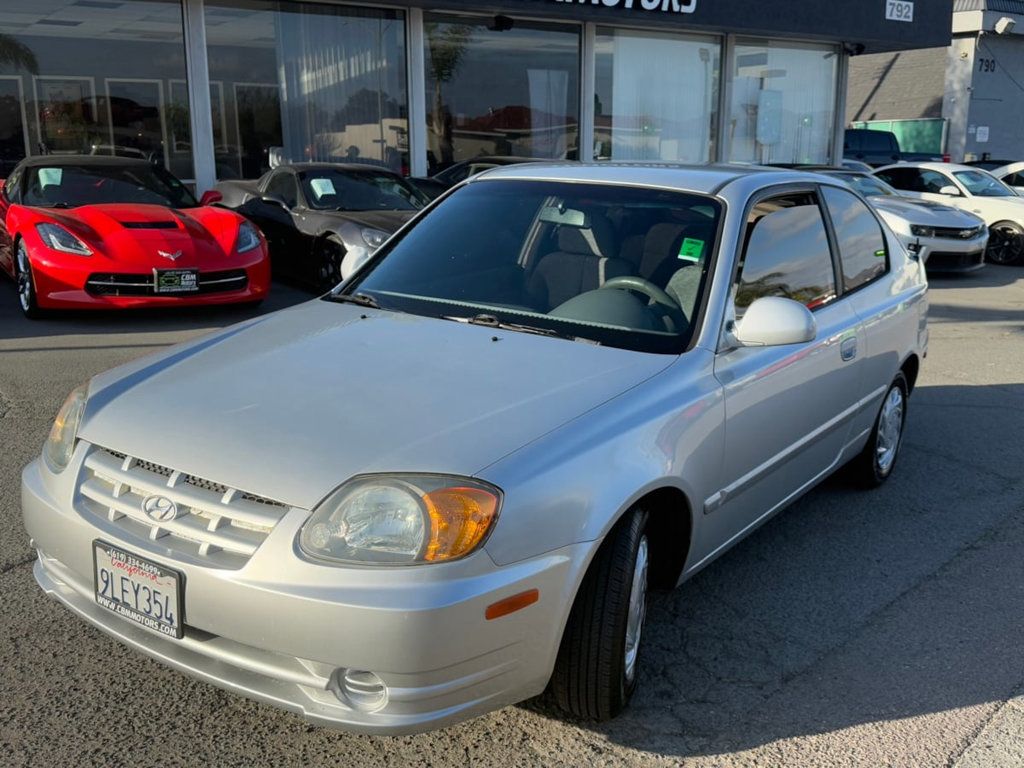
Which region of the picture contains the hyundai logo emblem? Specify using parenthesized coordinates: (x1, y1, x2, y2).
(142, 495, 178, 523)
(158, 249, 183, 261)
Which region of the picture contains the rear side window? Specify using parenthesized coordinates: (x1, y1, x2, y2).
(875, 167, 921, 191)
(736, 192, 837, 314)
(821, 186, 888, 292)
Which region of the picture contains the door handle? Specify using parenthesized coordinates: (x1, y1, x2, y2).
(840, 337, 858, 362)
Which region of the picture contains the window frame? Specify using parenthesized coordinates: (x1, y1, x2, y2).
(815, 182, 891, 297)
(728, 183, 842, 321)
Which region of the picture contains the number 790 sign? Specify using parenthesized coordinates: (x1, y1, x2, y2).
(886, 0, 914, 22)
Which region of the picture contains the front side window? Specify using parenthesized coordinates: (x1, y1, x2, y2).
(300, 169, 426, 211)
(736, 193, 836, 313)
(953, 170, 1015, 197)
(22, 164, 197, 209)
(345, 180, 723, 353)
(919, 170, 955, 194)
(265, 172, 298, 208)
(821, 186, 888, 292)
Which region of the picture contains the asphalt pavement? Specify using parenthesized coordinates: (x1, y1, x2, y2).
(1, 266, 1022, 767)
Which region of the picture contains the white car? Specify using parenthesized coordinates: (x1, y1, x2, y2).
(875, 162, 1024, 265)
(989, 162, 1024, 195)
(821, 169, 987, 273)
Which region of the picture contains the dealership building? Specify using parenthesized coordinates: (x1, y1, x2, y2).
(0, 0, 951, 192)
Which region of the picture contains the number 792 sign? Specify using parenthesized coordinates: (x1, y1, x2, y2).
(886, 0, 914, 22)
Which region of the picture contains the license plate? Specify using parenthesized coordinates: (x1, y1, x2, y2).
(93, 541, 183, 639)
(153, 268, 198, 294)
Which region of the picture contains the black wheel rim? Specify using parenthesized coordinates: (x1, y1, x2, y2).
(987, 226, 1024, 264)
(318, 241, 344, 290)
(16, 246, 32, 312)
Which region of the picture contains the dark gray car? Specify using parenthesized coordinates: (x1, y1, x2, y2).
(214, 163, 428, 291)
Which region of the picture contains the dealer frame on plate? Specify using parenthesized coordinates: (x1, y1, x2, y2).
(93, 540, 185, 639)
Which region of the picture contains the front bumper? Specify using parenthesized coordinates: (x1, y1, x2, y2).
(915, 232, 987, 273)
(23, 456, 585, 734)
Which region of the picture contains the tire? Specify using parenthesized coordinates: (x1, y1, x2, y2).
(315, 236, 346, 293)
(550, 507, 650, 720)
(986, 221, 1024, 266)
(14, 240, 44, 319)
(849, 372, 908, 487)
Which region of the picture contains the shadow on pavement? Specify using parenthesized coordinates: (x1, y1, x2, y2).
(523, 381, 1024, 759)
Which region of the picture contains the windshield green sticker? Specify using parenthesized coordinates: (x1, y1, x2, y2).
(678, 237, 705, 262)
(309, 178, 336, 198)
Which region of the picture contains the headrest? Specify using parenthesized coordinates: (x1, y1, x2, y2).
(557, 214, 616, 258)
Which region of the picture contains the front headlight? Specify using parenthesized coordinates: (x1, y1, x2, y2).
(36, 223, 92, 255)
(299, 474, 501, 565)
(235, 221, 262, 253)
(360, 228, 389, 250)
(43, 383, 88, 473)
(910, 225, 935, 238)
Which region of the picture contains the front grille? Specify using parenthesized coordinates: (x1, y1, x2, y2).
(78, 446, 291, 569)
(85, 269, 248, 297)
(932, 226, 985, 240)
(928, 251, 985, 270)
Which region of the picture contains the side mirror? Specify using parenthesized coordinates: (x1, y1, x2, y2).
(199, 189, 222, 206)
(733, 296, 816, 347)
(261, 193, 288, 209)
(268, 146, 285, 169)
(938, 185, 961, 197)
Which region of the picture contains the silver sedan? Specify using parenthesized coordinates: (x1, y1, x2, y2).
(23, 164, 928, 735)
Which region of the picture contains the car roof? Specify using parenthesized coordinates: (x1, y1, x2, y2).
(991, 162, 1024, 176)
(470, 162, 832, 195)
(278, 162, 401, 175)
(877, 161, 976, 173)
(15, 154, 153, 169)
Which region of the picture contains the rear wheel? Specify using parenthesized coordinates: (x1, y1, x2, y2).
(14, 240, 44, 319)
(849, 372, 908, 487)
(550, 507, 649, 720)
(986, 221, 1024, 265)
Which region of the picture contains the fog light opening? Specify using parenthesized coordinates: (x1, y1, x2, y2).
(329, 668, 388, 713)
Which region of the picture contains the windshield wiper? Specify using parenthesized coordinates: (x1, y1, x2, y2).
(442, 313, 600, 344)
(325, 292, 379, 308)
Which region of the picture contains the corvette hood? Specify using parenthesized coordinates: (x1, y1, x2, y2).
(43, 204, 244, 267)
(321, 209, 416, 233)
(81, 301, 672, 510)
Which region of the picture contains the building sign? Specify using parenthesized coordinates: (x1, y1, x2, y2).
(552, 0, 697, 14)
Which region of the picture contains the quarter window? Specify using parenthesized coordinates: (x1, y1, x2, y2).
(736, 193, 837, 314)
(821, 186, 888, 292)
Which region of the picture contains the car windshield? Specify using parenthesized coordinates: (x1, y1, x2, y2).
(342, 180, 722, 354)
(299, 169, 427, 211)
(952, 170, 1015, 197)
(831, 172, 896, 197)
(21, 164, 197, 208)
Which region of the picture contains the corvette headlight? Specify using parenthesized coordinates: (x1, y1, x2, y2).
(235, 221, 262, 253)
(299, 475, 501, 565)
(36, 223, 92, 255)
(43, 383, 88, 473)
(360, 228, 389, 250)
(910, 225, 935, 238)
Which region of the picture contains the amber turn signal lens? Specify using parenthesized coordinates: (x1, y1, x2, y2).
(485, 589, 540, 620)
(422, 486, 500, 562)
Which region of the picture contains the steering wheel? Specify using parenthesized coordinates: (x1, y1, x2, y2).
(600, 275, 687, 332)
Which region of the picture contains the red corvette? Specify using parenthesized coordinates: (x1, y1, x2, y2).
(0, 156, 270, 318)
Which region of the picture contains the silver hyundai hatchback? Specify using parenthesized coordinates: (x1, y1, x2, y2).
(23, 165, 928, 735)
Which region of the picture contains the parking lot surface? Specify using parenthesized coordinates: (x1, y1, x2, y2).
(1, 267, 1022, 768)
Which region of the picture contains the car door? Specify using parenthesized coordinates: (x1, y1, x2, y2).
(0, 167, 20, 275)
(707, 188, 865, 550)
(248, 170, 302, 279)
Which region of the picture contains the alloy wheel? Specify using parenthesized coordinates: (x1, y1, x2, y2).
(875, 385, 905, 475)
(16, 245, 32, 313)
(623, 534, 649, 686)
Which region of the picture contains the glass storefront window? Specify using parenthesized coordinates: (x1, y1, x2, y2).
(424, 15, 580, 175)
(594, 28, 719, 163)
(727, 40, 838, 165)
(204, 1, 408, 180)
(0, 1, 191, 178)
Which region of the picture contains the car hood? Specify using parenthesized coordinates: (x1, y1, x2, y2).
(316, 209, 416, 233)
(869, 196, 984, 226)
(81, 301, 673, 510)
(37, 203, 246, 268)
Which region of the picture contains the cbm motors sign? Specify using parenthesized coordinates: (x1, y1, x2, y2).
(552, 0, 696, 13)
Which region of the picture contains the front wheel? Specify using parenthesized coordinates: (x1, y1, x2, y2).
(550, 507, 649, 720)
(15, 240, 44, 319)
(986, 221, 1024, 265)
(315, 236, 347, 293)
